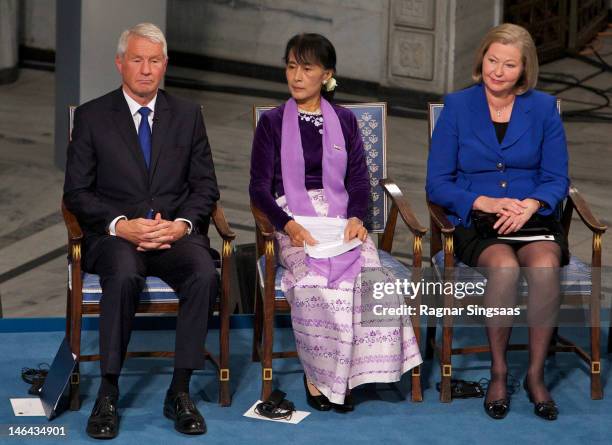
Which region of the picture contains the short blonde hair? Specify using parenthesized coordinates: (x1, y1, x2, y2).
(117, 23, 167, 59)
(472, 23, 538, 95)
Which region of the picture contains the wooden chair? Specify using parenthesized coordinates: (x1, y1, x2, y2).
(250, 103, 427, 402)
(424, 100, 607, 402)
(62, 106, 235, 410)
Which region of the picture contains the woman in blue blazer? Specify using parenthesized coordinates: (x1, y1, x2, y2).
(426, 24, 569, 421)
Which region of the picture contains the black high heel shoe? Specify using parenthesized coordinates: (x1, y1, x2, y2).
(303, 374, 332, 411)
(483, 377, 510, 419)
(523, 379, 558, 421)
(483, 398, 510, 419)
(333, 391, 354, 413)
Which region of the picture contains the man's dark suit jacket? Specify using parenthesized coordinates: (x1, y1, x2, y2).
(63, 88, 220, 251)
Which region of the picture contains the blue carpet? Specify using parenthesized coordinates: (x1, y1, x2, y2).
(0, 323, 610, 444)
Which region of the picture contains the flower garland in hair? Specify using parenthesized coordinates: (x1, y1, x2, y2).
(324, 77, 338, 92)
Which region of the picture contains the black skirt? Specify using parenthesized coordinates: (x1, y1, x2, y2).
(453, 216, 570, 267)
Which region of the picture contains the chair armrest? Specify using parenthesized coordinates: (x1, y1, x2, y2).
(427, 201, 455, 234)
(61, 200, 83, 242)
(211, 202, 236, 241)
(568, 186, 607, 234)
(380, 178, 427, 236)
(250, 202, 276, 240)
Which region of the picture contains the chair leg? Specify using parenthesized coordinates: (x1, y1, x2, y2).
(589, 259, 603, 400)
(411, 366, 422, 403)
(219, 357, 232, 406)
(439, 323, 453, 403)
(260, 259, 275, 401)
(591, 324, 603, 400)
(66, 287, 80, 411)
(590, 285, 602, 399)
(252, 285, 263, 363)
(69, 364, 80, 411)
(410, 293, 423, 402)
(69, 323, 82, 411)
(608, 324, 612, 354)
(261, 296, 274, 401)
(65, 287, 76, 407)
(68, 276, 83, 411)
(218, 379, 231, 407)
(218, 265, 232, 407)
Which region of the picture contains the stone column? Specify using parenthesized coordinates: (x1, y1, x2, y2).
(54, 0, 166, 169)
(385, 0, 501, 94)
(0, 0, 19, 84)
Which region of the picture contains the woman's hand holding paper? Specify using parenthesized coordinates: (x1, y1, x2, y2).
(284, 220, 318, 247)
(344, 217, 367, 242)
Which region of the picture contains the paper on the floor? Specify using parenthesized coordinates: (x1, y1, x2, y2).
(294, 215, 362, 259)
(10, 398, 46, 416)
(243, 400, 310, 424)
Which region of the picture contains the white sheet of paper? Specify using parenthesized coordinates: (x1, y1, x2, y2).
(294, 215, 363, 259)
(243, 400, 310, 424)
(497, 234, 555, 242)
(10, 398, 46, 416)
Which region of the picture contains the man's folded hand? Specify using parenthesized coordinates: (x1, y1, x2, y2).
(115, 213, 189, 251)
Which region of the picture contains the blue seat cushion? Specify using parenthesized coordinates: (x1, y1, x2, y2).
(81, 274, 178, 304)
(257, 250, 411, 301)
(432, 251, 592, 295)
(75, 255, 222, 305)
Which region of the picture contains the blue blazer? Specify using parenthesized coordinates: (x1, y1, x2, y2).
(426, 83, 569, 227)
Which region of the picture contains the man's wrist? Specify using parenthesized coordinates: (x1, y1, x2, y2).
(174, 218, 192, 235)
(180, 221, 189, 236)
(109, 216, 127, 236)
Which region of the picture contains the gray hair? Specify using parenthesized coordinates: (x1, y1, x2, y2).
(116, 22, 167, 59)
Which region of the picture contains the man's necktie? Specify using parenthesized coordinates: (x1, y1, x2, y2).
(138, 107, 154, 218)
(138, 107, 152, 168)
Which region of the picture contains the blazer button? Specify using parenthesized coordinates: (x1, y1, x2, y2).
(496, 162, 504, 171)
(500, 180, 508, 188)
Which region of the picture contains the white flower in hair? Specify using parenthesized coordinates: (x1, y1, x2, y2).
(324, 77, 338, 92)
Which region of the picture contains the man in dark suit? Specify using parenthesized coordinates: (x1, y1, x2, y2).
(63, 23, 218, 439)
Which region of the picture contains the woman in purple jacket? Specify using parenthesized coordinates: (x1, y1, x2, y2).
(250, 33, 421, 412)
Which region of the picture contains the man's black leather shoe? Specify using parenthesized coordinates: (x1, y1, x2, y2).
(86, 395, 119, 439)
(163, 390, 206, 435)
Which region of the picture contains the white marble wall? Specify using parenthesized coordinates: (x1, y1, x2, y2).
(386, 0, 499, 94)
(167, 0, 388, 83)
(450, 0, 500, 91)
(0, 0, 18, 74)
(167, 0, 499, 94)
(19, 0, 502, 95)
(20, 0, 56, 50)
